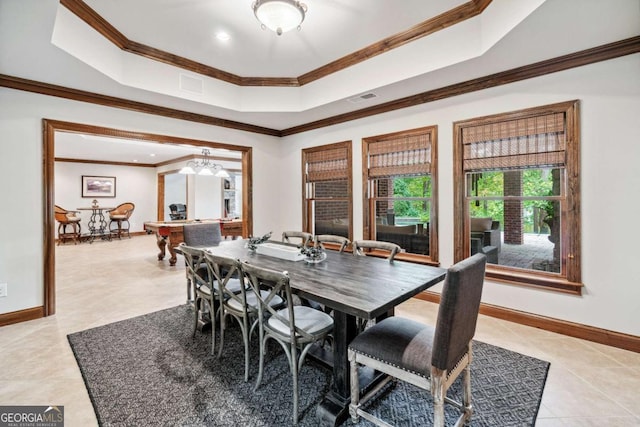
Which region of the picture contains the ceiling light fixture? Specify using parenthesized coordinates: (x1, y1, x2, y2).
(252, 0, 307, 36)
(179, 148, 230, 178)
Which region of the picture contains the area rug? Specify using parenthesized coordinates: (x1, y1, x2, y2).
(68, 305, 549, 426)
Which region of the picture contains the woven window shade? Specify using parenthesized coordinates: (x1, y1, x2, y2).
(462, 112, 566, 172)
(368, 133, 431, 178)
(305, 147, 349, 182)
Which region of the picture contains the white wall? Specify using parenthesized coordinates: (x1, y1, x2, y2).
(275, 54, 640, 337)
(1, 54, 639, 338)
(54, 162, 156, 235)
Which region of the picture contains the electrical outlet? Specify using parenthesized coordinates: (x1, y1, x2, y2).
(0, 283, 7, 298)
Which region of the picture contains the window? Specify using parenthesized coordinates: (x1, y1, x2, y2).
(453, 100, 582, 293)
(302, 141, 352, 244)
(363, 126, 438, 263)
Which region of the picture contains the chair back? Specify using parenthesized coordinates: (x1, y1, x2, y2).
(315, 234, 350, 253)
(54, 205, 74, 223)
(110, 202, 135, 219)
(431, 253, 486, 372)
(183, 222, 222, 247)
(282, 231, 312, 247)
(179, 243, 208, 288)
(241, 261, 315, 342)
(352, 239, 401, 261)
(203, 252, 246, 308)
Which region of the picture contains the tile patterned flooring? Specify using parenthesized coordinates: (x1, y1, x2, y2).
(0, 235, 638, 426)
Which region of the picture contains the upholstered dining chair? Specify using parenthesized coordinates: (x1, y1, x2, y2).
(241, 261, 334, 425)
(352, 239, 401, 261)
(179, 244, 216, 349)
(183, 222, 222, 247)
(282, 231, 312, 248)
(315, 234, 350, 253)
(108, 202, 135, 239)
(203, 251, 283, 381)
(181, 222, 223, 304)
(348, 253, 487, 427)
(54, 205, 82, 245)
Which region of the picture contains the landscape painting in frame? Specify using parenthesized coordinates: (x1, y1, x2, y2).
(82, 175, 116, 198)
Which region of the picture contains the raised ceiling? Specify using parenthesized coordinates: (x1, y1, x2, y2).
(1, 0, 639, 162)
(3, 0, 639, 131)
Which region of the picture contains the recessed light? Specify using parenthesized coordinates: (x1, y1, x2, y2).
(216, 32, 230, 41)
(150, 153, 156, 157)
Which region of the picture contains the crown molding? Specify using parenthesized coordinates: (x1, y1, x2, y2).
(1, 36, 638, 136)
(60, 0, 491, 87)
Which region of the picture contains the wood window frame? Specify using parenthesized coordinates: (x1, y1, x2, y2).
(362, 126, 439, 265)
(302, 141, 353, 246)
(453, 100, 582, 294)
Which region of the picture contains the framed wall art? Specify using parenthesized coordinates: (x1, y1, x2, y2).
(82, 175, 116, 198)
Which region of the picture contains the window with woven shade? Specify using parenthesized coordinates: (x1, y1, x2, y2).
(302, 141, 352, 244)
(454, 100, 582, 294)
(363, 126, 438, 263)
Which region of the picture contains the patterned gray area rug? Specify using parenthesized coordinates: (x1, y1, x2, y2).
(68, 305, 549, 426)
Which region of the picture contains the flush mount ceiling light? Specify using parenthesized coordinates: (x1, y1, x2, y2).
(179, 148, 230, 178)
(252, 0, 307, 36)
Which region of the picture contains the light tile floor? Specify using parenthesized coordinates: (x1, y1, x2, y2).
(0, 235, 638, 426)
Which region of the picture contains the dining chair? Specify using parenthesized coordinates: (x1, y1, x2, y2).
(348, 253, 487, 427)
(315, 234, 350, 253)
(282, 231, 312, 248)
(241, 261, 333, 425)
(183, 222, 222, 247)
(54, 205, 82, 245)
(179, 243, 216, 349)
(108, 202, 135, 239)
(352, 239, 401, 261)
(182, 222, 223, 303)
(203, 251, 282, 381)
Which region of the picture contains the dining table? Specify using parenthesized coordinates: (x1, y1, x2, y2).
(203, 239, 447, 426)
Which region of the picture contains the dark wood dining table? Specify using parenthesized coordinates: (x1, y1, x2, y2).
(204, 239, 447, 426)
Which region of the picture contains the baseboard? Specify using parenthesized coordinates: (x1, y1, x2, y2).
(416, 291, 640, 353)
(0, 306, 44, 327)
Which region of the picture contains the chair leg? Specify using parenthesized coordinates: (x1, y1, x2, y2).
(217, 310, 226, 358)
(431, 371, 445, 427)
(209, 298, 216, 355)
(241, 316, 250, 382)
(254, 332, 266, 391)
(462, 363, 473, 425)
(57, 224, 63, 246)
(193, 297, 201, 337)
(349, 350, 360, 423)
(292, 355, 299, 425)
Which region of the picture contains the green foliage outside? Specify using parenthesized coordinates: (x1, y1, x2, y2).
(393, 175, 431, 223)
(391, 176, 431, 222)
(469, 169, 556, 233)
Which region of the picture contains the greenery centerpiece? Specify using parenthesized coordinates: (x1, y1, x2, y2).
(246, 231, 272, 251)
(300, 244, 326, 263)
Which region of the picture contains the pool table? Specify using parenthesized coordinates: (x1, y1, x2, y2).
(144, 219, 243, 266)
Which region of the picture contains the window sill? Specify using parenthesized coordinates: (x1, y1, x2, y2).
(485, 265, 583, 295)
